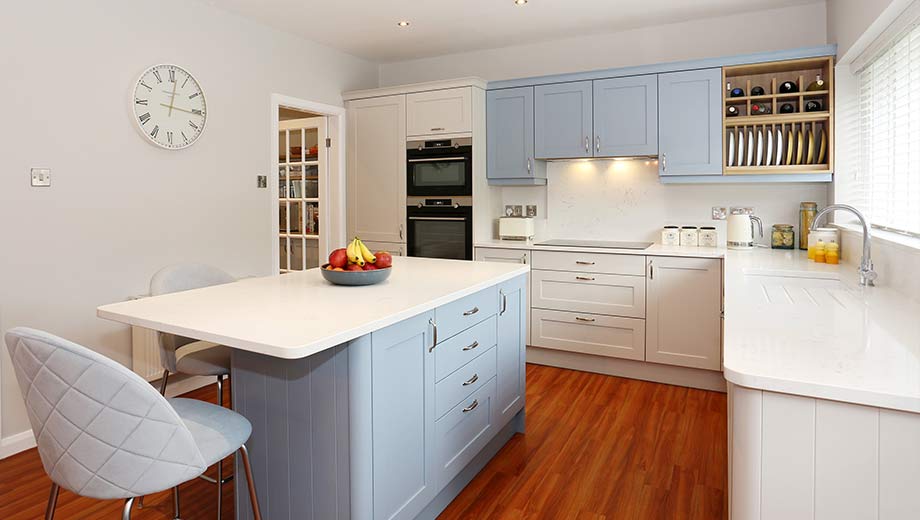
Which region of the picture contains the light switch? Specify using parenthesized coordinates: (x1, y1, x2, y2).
(526, 205, 538, 217)
(31, 168, 51, 187)
(256, 175, 267, 188)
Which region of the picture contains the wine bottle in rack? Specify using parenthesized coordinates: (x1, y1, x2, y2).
(806, 74, 826, 92)
(726, 106, 740, 117)
(751, 103, 772, 115)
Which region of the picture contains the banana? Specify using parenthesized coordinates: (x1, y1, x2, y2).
(349, 238, 366, 266)
(346, 239, 360, 264)
(357, 239, 376, 264)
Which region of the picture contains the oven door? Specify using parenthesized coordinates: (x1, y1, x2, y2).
(407, 153, 472, 196)
(406, 205, 473, 260)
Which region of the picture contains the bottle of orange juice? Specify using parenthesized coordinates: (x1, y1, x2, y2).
(826, 242, 839, 265)
(814, 240, 826, 263)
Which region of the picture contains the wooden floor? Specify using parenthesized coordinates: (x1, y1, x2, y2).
(0, 364, 727, 519)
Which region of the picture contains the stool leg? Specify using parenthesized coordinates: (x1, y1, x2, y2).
(159, 369, 170, 395)
(45, 483, 60, 520)
(216, 374, 224, 520)
(173, 485, 181, 520)
(122, 497, 135, 520)
(239, 444, 262, 520)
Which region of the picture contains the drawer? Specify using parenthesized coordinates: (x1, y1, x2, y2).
(531, 308, 646, 361)
(532, 250, 646, 276)
(435, 315, 496, 381)
(532, 270, 646, 318)
(435, 286, 497, 342)
(435, 377, 496, 488)
(436, 346, 496, 419)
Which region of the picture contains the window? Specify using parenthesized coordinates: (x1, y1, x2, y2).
(855, 21, 920, 236)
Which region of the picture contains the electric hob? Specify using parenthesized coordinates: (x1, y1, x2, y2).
(534, 239, 653, 250)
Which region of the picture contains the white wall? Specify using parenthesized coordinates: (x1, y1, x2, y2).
(826, 0, 897, 59)
(379, 2, 828, 86)
(500, 162, 829, 246)
(0, 0, 377, 443)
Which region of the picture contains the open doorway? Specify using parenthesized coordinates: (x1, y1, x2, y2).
(270, 95, 345, 274)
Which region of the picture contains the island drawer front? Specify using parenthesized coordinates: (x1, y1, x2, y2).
(435, 286, 498, 341)
(435, 316, 497, 381)
(436, 377, 496, 488)
(532, 250, 646, 276)
(532, 270, 646, 318)
(531, 308, 646, 361)
(436, 346, 497, 419)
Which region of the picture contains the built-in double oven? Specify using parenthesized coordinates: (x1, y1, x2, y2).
(406, 138, 473, 260)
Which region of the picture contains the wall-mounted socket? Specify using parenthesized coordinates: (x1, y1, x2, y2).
(31, 168, 51, 187)
(526, 205, 538, 218)
(711, 206, 727, 220)
(512, 205, 523, 217)
(256, 175, 267, 188)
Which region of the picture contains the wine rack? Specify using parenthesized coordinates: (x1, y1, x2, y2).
(722, 56, 834, 175)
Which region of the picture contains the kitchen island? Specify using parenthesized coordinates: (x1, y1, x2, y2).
(98, 257, 529, 520)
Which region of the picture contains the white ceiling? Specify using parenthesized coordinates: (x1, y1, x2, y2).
(209, 0, 821, 63)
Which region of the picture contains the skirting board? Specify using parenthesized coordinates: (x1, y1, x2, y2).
(0, 374, 214, 460)
(527, 346, 727, 392)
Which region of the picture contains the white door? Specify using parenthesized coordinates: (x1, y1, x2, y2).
(646, 257, 723, 370)
(346, 95, 407, 245)
(275, 116, 328, 273)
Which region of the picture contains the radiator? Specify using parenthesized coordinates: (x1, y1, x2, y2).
(131, 326, 162, 382)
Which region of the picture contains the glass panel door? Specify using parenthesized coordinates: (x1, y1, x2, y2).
(277, 116, 326, 272)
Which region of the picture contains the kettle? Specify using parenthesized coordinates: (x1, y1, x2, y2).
(727, 207, 763, 249)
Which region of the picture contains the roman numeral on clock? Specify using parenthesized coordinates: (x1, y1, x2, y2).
(135, 98, 148, 105)
(150, 125, 159, 138)
(192, 109, 203, 116)
(153, 70, 162, 83)
(189, 92, 199, 99)
(167, 131, 174, 145)
(168, 69, 176, 83)
(181, 131, 189, 143)
(139, 112, 151, 124)
(189, 121, 199, 130)
(140, 82, 152, 91)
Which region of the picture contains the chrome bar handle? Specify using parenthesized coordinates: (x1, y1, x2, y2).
(430, 127, 445, 132)
(526, 158, 532, 174)
(575, 276, 595, 281)
(399, 224, 404, 240)
(520, 254, 527, 264)
(462, 399, 479, 413)
(661, 153, 667, 172)
(463, 306, 479, 316)
(584, 136, 589, 153)
(500, 289, 508, 316)
(462, 374, 479, 386)
(462, 341, 480, 352)
(649, 260, 654, 280)
(595, 136, 601, 152)
(428, 318, 438, 352)
(575, 316, 596, 322)
(575, 260, 595, 266)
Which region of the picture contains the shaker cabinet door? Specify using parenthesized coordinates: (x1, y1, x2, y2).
(593, 75, 658, 157)
(658, 68, 723, 176)
(495, 274, 527, 427)
(534, 81, 593, 159)
(487, 87, 543, 181)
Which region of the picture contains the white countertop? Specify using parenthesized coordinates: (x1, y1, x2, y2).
(474, 239, 726, 259)
(98, 257, 529, 360)
(722, 248, 920, 413)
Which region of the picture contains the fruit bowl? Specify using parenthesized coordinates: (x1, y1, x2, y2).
(320, 264, 392, 286)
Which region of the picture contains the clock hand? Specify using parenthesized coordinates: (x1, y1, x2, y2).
(167, 76, 179, 117)
(159, 103, 203, 116)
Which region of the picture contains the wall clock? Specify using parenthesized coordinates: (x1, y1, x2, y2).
(132, 64, 207, 150)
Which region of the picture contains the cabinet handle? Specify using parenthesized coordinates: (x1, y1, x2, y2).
(595, 136, 601, 152)
(584, 136, 589, 153)
(520, 254, 527, 264)
(462, 374, 479, 386)
(527, 158, 532, 174)
(500, 289, 508, 315)
(463, 306, 479, 316)
(575, 276, 595, 281)
(399, 224, 404, 240)
(463, 340, 480, 352)
(462, 399, 479, 413)
(575, 260, 595, 266)
(431, 127, 445, 131)
(649, 260, 654, 280)
(575, 316, 596, 323)
(428, 318, 438, 352)
(661, 153, 667, 172)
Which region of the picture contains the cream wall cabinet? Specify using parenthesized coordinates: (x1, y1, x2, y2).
(407, 87, 473, 136)
(346, 95, 407, 245)
(645, 256, 722, 371)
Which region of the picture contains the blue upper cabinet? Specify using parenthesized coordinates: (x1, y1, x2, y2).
(593, 75, 658, 157)
(487, 87, 546, 184)
(534, 81, 593, 159)
(658, 68, 723, 176)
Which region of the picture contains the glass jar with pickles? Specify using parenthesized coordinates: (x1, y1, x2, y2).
(771, 224, 795, 249)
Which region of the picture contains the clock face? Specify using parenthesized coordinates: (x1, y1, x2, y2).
(132, 64, 207, 149)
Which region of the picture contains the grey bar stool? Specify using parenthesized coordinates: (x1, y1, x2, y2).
(4, 327, 262, 520)
(148, 263, 235, 518)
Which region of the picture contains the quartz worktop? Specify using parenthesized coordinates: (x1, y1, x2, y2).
(474, 238, 726, 259)
(98, 257, 529, 360)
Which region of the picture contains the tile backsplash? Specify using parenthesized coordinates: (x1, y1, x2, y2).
(500, 160, 830, 246)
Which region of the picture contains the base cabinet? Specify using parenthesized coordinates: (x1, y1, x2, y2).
(475, 247, 531, 345)
(495, 275, 527, 425)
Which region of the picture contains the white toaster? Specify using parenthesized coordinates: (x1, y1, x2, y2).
(499, 217, 535, 241)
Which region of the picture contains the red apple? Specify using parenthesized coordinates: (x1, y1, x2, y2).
(346, 264, 363, 272)
(363, 263, 378, 271)
(328, 248, 347, 269)
(375, 251, 393, 269)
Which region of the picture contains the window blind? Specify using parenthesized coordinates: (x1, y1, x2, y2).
(855, 21, 920, 237)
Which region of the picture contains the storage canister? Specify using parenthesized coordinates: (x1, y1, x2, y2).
(680, 226, 699, 247)
(771, 224, 795, 249)
(799, 202, 818, 250)
(661, 226, 680, 246)
(699, 227, 718, 247)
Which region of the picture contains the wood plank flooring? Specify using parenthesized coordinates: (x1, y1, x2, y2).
(0, 364, 726, 519)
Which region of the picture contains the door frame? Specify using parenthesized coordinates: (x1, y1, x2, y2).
(269, 94, 346, 274)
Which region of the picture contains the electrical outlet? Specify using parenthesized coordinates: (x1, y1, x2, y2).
(256, 175, 267, 188)
(712, 206, 727, 220)
(504, 205, 515, 217)
(512, 205, 523, 217)
(526, 205, 538, 217)
(31, 168, 51, 187)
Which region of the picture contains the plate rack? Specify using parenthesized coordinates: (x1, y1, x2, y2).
(722, 56, 834, 175)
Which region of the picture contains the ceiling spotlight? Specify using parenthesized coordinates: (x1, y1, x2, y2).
(514, 0, 528, 5)
(397, 20, 411, 27)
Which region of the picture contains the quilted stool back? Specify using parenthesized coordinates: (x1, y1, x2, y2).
(4, 327, 207, 499)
